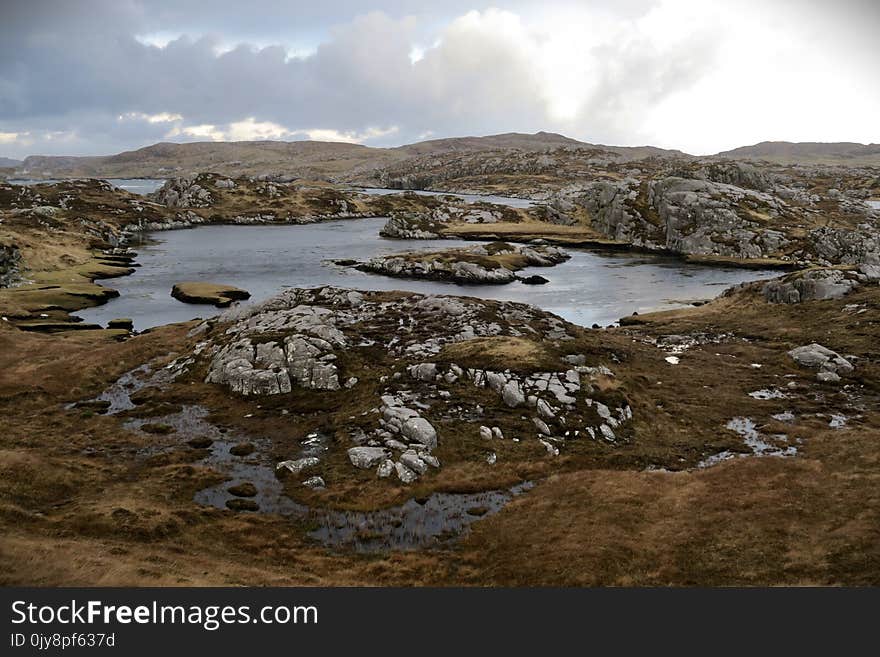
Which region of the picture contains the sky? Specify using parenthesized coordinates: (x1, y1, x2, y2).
(1, 0, 878, 159)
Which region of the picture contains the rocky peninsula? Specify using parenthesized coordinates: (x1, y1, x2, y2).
(353, 241, 569, 284)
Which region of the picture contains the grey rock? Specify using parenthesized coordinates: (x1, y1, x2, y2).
(401, 417, 438, 449)
(276, 457, 320, 475)
(763, 269, 859, 304)
(536, 398, 556, 421)
(788, 343, 853, 374)
(400, 450, 429, 474)
(395, 461, 419, 484)
(377, 459, 395, 478)
(539, 439, 559, 456)
(347, 446, 389, 469)
(817, 371, 841, 383)
(421, 453, 441, 468)
(502, 380, 526, 407)
(532, 417, 552, 436)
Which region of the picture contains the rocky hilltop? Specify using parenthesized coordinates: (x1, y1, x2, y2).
(354, 242, 569, 284)
(717, 141, 880, 166)
(382, 158, 880, 268)
(12, 132, 690, 180)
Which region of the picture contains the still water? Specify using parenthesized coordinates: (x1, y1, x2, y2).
(76, 217, 777, 331)
(8, 178, 166, 194)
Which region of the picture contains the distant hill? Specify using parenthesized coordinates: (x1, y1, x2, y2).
(17, 133, 878, 181)
(0, 157, 22, 168)
(15, 132, 689, 180)
(716, 141, 880, 165)
(19, 140, 394, 180)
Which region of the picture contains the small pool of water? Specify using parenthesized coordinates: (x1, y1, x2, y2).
(90, 363, 534, 551)
(75, 218, 778, 331)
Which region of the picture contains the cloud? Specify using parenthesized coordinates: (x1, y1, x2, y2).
(0, 132, 21, 143)
(0, 0, 877, 158)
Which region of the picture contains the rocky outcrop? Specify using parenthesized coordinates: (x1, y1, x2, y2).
(763, 268, 860, 303)
(672, 160, 770, 192)
(651, 177, 791, 259)
(809, 226, 880, 265)
(380, 204, 514, 239)
(551, 171, 880, 266)
(151, 177, 214, 208)
(194, 287, 634, 484)
(356, 243, 569, 285)
(204, 299, 350, 395)
(788, 343, 854, 383)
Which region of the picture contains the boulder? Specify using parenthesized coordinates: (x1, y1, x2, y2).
(788, 343, 853, 375)
(501, 380, 525, 407)
(401, 417, 437, 449)
(377, 459, 395, 478)
(276, 456, 320, 476)
(395, 461, 419, 484)
(347, 447, 389, 469)
(763, 269, 859, 304)
(228, 482, 257, 497)
(400, 450, 429, 475)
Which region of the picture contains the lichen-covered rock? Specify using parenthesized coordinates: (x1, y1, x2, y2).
(763, 269, 860, 303)
(395, 461, 419, 483)
(347, 447, 389, 469)
(357, 243, 568, 285)
(788, 343, 853, 380)
(152, 176, 214, 208)
(276, 457, 320, 476)
(401, 417, 437, 449)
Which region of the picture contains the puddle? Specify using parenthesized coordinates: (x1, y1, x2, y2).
(76, 359, 189, 414)
(309, 482, 534, 552)
(697, 416, 797, 468)
(748, 389, 787, 400)
(88, 363, 534, 551)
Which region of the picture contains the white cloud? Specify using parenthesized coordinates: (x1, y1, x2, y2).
(0, 131, 22, 144)
(292, 126, 400, 143)
(160, 118, 398, 144)
(174, 124, 226, 141)
(134, 31, 184, 49)
(118, 112, 183, 124)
